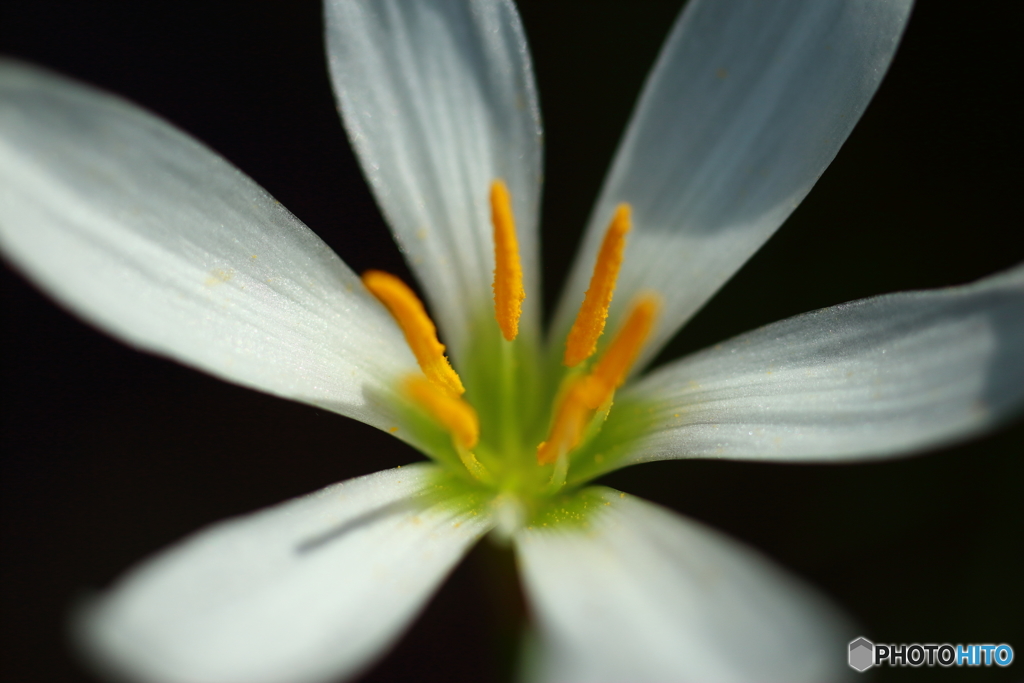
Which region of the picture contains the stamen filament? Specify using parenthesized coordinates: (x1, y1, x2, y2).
(404, 375, 479, 450)
(363, 270, 464, 397)
(457, 447, 491, 483)
(490, 179, 525, 342)
(563, 204, 631, 367)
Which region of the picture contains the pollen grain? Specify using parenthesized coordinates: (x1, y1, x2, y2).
(362, 270, 465, 397)
(490, 179, 525, 341)
(563, 204, 631, 366)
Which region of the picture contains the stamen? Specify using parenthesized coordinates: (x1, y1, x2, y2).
(581, 294, 659, 409)
(536, 377, 594, 466)
(490, 179, 525, 341)
(564, 204, 631, 366)
(363, 270, 465, 397)
(537, 293, 659, 466)
(404, 375, 479, 450)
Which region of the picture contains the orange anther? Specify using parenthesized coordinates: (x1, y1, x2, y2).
(536, 377, 594, 466)
(405, 375, 479, 449)
(537, 293, 659, 466)
(564, 204, 631, 366)
(363, 270, 465, 397)
(491, 180, 525, 341)
(584, 294, 659, 408)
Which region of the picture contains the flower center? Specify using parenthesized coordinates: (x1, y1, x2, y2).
(362, 180, 658, 499)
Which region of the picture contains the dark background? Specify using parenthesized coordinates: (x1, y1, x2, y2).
(1, 2, 1021, 682)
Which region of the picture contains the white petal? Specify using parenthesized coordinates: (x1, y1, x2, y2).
(325, 0, 543, 354)
(553, 0, 913, 367)
(617, 266, 1024, 465)
(76, 464, 492, 683)
(515, 489, 852, 683)
(0, 60, 417, 434)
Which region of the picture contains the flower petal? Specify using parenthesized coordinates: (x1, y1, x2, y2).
(0, 60, 417, 434)
(325, 0, 543, 354)
(515, 489, 852, 683)
(553, 0, 913, 367)
(76, 464, 492, 683)
(616, 266, 1024, 466)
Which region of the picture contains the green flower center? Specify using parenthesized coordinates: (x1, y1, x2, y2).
(366, 181, 659, 531)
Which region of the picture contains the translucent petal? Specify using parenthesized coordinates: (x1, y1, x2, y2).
(553, 0, 913, 368)
(515, 490, 851, 683)
(619, 266, 1024, 464)
(0, 60, 416, 434)
(325, 0, 543, 355)
(77, 465, 492, 683)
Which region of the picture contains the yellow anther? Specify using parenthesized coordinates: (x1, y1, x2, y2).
(363, 270, 465, 397)
(490, 179, 525, 341)
(584, 294, 660, 408)
(537, 293, 659, 466)
(564, 204, 632, 366)
(404, 375, 479, 450)
(536, 377, 594, 466)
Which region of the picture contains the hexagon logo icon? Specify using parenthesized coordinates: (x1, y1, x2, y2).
(848, 637, 874, 672)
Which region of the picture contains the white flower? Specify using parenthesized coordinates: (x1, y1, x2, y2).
(1, 1, 1022, 683)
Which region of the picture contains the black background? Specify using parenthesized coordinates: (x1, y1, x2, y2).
(1, 2, 1021, 682)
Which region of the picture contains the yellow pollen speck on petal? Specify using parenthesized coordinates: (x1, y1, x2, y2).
(362, 270, 464, 397)
(205, 267, 235, 286)
(564, 204, 631, 366)
(404, 375, 478, 449)
(490, 179, 525, 341)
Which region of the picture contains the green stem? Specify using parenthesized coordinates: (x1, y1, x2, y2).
(501, 338, 518, 458)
